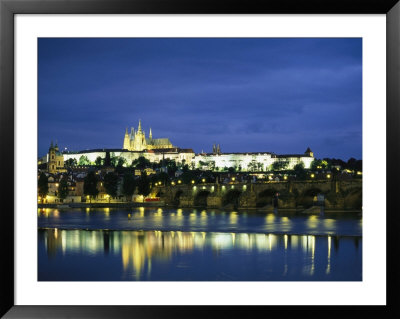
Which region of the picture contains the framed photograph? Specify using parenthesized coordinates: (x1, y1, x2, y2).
(1, 0, 399, 317)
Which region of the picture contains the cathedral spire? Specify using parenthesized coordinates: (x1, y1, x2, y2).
(149, 127, 152, 139)
(138, 119, 142, 132)
(123, 127, 130, 150)
(130, 127, 134, 138)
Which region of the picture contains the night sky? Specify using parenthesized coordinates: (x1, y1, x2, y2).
(38, 38, 362, 160)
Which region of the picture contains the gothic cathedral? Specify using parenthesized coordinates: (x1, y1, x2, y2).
(123, 120, 174, 151)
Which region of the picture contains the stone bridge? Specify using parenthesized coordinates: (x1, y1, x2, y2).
(153, 180, 362, 211)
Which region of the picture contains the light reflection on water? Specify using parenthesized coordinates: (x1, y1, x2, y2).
(38, 228, 361, 281)
(37, 207, 362, 236)
(38, 208, 362, 281)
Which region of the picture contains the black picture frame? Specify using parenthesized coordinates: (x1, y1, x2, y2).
(1, 0, 399, 317)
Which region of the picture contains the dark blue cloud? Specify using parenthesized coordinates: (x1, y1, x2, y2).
(38, 38, 362, 160)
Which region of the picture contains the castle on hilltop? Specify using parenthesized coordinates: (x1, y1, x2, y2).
(42, 120, 314, 173)
(123, 120, 174, 151)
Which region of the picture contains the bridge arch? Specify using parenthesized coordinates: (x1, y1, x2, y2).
(297, 187, 324, 208)
(222, 189, 242, 209)
(344, 187, 362, 209)
(173, 189, 184, 206)
(194, 190, 211, 207)
(256, 188, 277, 208)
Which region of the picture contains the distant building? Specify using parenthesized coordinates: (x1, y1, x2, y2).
(40, 124, 314, 173)
(135, 168, 156, 176)
(194, 147, 314, 172)
(123, 120, 174, 151)
(47, 142, 66, 174)
(62, 147, 195, 168)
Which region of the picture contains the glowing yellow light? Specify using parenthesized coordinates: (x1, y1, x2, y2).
(311, 174, 315, 178)
(178, 180, 182, 184)
(202, 178, 206, 183)
(284, 176, 287, 180)
(231, 177, 235, 181)
(327, 174, 331, 178)
(55, 183, 59, 187)
(191, 180, 195, 184)
(171, 182, 175, 186)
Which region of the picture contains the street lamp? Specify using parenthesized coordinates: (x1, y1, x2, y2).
(202, 178, 206, 183)
(191, 180, 195, 184)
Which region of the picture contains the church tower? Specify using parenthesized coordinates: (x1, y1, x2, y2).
(47, 141, 65, 174)
(149, 128, 152, 140)
(123, 127, 130, 150)
(133, 119, 147, 151)
(305, 147, 314, 157)
(48, 141, 57, 174)
(129, 127, 135, 150)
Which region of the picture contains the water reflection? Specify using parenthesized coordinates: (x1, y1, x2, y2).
(39, 228, 361, 281)
(38, 208, 362, 237)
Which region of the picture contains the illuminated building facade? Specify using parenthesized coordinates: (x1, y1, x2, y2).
(62, 148, 195, 168)
(123, 120, 174, 151)
(47, 141, 67, 174)
(194, 147, 314, 171)
(42, 123, 314, 171)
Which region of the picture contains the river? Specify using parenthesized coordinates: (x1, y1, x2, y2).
(38, 207, 362, 281)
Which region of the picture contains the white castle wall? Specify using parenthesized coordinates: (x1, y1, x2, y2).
(194, 153, 313, 171)
(62, 150, 195, 167)
(60, 150, 312, 171)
